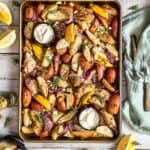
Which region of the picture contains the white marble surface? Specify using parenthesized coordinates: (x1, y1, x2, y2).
(0, 0, 150, 149)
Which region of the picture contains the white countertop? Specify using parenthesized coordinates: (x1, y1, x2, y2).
(0, 0, 150, 149)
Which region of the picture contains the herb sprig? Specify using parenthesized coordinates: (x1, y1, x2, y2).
(128, 5, 139, 11)
(4, 117, 11, 127)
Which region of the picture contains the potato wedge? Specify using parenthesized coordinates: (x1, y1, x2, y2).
(58, 110, 77, 124)
(71, 52, 81, 72)
(71, 130, 94, 139)
(94, 125, 114, 138)
(70, 34, 82, 55)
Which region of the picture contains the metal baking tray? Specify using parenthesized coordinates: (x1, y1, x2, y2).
(19, 0, 122, 143)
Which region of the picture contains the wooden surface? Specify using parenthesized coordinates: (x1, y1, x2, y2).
(0, 0, 150, 149)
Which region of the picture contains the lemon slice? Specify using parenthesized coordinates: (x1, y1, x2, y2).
(117, 135, 135, 150)
(0, 2, 12, 25)
(0, 30, 16, 49)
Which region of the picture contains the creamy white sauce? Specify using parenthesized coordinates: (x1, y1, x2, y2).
(34, 23, 54, 44)
(79, 107, 100, 130)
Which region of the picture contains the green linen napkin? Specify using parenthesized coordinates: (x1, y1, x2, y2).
(123, 7, 150, 134)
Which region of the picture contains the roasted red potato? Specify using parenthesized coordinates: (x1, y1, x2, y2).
(22, 87, 32, 108)
(31, 101, 44, 112)
(107, 94, 120, 114)
(61, 53, 72, 64)
(105, 68, 116, 84)
(25, 6, 35, 20)
(112, 17, 118, 38)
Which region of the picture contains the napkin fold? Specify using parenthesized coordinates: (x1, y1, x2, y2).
(123, 7, 150, 134)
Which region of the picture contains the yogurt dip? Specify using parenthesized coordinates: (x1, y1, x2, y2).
(33, 23, 54, 44)
(79, 107, 100, 130)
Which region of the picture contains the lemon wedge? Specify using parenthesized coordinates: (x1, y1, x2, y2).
(117, 135, 135, 150)
(65, 23, 75, 44)
(0, 2, 12, 25)
(0, 30, 16, 49)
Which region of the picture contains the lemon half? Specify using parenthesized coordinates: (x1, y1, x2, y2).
(0, 2, 12, 25)
(0, 30, 16, 49)
(117, 135, 135, 150)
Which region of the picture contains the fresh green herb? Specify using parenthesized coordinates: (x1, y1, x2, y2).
(35, 113, 43, 124)
(81, 43, 87, 49)
(128, 5, 139, 11)
(98, 95, 105, 104)
(52, 76, 60, 88)
(96, 26, 107, 33)
(132, 141, 141, 146)
(13, 57, 19, 64)
(50, 11, 57, 14)
(45, 56, 53, 63)
(70, 106, 77, 111)
(12, 0, 20, 7)
(4, 117, 11, 127)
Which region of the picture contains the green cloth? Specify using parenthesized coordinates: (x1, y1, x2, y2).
(123, 7, 150, 134)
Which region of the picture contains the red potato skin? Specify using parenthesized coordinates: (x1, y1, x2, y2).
(112, 17, 118, 38)
(90, 18, 100, 32)
(38, 131, 49, 139)
(31, 101, 44, 112)
(22, 87, 32, 108)
(96, 64, 105, 81)
(80, 57, 93, 71)
(61, 53, 72, 64)
(37, 4, 45, 15)
(57, 48, 67, 56)
(56, 98, 67, 112)
(43, 63, 54, 80)
(25, 6, 34, 19)
(107, 94, 120, 115)
(105, 68, 116, 84)
(102, 79, 115, 93)
(97, 16, 109, 29)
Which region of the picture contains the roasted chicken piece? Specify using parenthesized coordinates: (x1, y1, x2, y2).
(75, 83, 95, 99)
(69, 75, 81, 87)
(59, 64, 70, 80)
(24, 22, 34, 39)
(74, 5, 94, 30)
(101, 110, 116, 129)
(42, 5, 72, 22)
(23, 40, 33, 53)
(23, 52, 36, 75)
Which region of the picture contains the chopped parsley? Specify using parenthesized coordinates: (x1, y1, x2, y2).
(128, 5, 139, 11)
(98, 95, 105, 105)
(52, 76, 60, 88)
(132, 141, 141, 146)
(35, 113, 43, 124)
(45, 56, 53, 63)
(96, 26, 108, 34)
